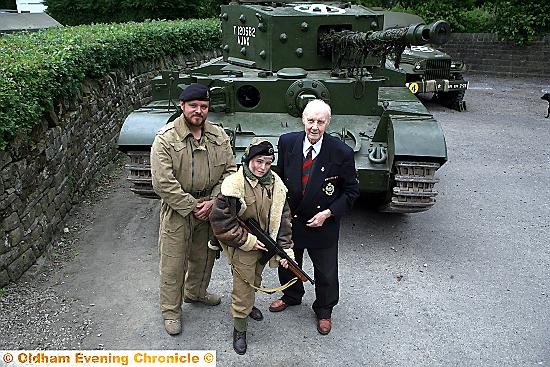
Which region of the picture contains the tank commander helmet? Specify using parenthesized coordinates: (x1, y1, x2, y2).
(179, 83, 210, 102)
(242, 138, 275, 164)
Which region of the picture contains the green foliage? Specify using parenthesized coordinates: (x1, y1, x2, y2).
(351, 0, 392, 8)
(487, 0, 550, 46)
(0, 19, 220, 150)
(389, 1, 464, 32)
(391, 0, 495, 33)
(356, 0, 548, 44)
(44, 0, 224, 25)
(458, 7, 494, 33)
(0, 0, 16, 9)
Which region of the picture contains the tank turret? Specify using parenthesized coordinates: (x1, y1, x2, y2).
(221, 1, 380, 71)
(220, 1, 449, 72)
(118, 0, 452, 213)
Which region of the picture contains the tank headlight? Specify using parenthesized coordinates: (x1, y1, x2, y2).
(451, 61, 464, 70)
(414, 61, 423, 70)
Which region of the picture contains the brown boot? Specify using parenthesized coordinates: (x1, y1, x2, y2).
(164, 319, 181, 335)
(184, 292, 221, 306)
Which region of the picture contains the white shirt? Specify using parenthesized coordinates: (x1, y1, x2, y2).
(303, 136, 323, 160)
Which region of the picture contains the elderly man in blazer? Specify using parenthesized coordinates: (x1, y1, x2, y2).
(269, 99, 359, 335)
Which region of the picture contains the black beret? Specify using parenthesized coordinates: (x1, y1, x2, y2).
(179, 83, 210, 102)
(243, 139, 275, 164)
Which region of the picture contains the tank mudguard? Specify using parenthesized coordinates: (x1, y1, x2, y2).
(389, 114, 447, 162)
(117, 109, 176, 150)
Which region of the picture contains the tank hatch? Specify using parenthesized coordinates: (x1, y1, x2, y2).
(277, 68, 308, 78)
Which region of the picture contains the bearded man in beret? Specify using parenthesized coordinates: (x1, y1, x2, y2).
(150, 83, 237, 335)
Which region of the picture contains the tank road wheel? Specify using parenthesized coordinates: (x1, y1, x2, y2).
(125, 151, 159, 199)
(381, 161, 440, 213)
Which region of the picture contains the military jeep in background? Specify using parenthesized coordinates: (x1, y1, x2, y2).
(381, 11, 468, 111)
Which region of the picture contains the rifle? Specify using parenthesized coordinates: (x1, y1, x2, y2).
(237, 218, 315, 284)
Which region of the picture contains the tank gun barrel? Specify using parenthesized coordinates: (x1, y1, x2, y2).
(322, 20, 450, 50)
(319, 20, 450, 76)
(369, 20, 450, 46)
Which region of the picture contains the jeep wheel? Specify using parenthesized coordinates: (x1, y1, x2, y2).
(437, 89, 466, 111)
(436, 73, 467, 111)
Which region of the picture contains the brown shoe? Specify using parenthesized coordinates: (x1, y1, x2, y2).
(317, 318, 332, 335)
(268, 299, 289, 312)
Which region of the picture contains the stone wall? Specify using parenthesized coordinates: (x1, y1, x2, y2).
(0, 50, 219, 287)
(439, 33, 550, 77)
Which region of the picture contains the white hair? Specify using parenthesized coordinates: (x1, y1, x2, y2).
(302, 99, 331, 122)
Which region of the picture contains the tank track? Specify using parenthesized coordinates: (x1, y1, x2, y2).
(125, 150, 158, 199)
(124, 153, 441, 213)
(381, 161, 441, 213)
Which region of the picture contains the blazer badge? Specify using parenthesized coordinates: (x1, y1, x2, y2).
(323, 182, 335, 196)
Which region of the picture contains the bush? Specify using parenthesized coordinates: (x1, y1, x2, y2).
(389, 1, 464, 32)
(356, 0, 549, 44)
(0, 0, 16, 9)
(488, 0, 550, 46)
(44, 0, 225, 25)
(458, 7, 494, 33)
(352, 0, 393, 7)
(0, 18, 220, 150)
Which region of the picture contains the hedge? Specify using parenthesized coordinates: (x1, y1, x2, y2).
(0, 0, 16, 9)
(0, 18, 220, 150)
(489, 0, 550, 46)
(44, 0, 226, 25)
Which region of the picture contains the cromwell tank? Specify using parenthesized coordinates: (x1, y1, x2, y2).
(117, 0, 450, 213)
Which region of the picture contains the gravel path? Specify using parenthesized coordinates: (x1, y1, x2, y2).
(1, 74, 548, 365)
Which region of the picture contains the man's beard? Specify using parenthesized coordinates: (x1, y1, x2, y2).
(184, 113, 206, 127)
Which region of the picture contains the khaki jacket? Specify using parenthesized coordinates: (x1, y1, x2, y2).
(210, 167, 293, 255)
(150, 115, 237, 219)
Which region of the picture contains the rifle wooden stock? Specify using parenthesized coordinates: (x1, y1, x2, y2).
(286, 260, 308, 283)
(237, 218, 315, 284)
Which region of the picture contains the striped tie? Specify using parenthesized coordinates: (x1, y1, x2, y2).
(301, 146, 313, 196)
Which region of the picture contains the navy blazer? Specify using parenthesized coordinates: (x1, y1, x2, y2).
(276, 131, 359, 249)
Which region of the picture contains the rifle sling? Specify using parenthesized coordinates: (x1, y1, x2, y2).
(231, 264, 298, 294)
